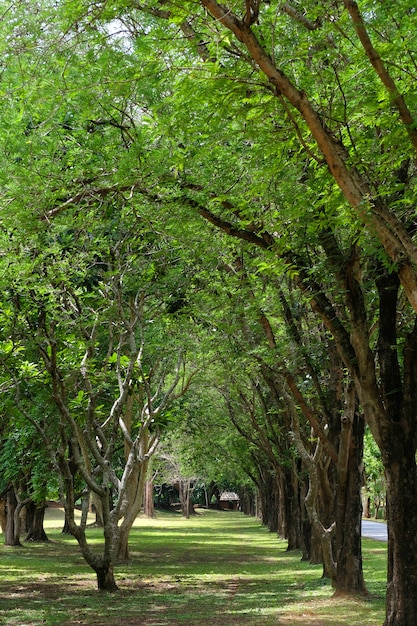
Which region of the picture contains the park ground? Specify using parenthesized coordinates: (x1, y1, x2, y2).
(0, 509, 386, 626)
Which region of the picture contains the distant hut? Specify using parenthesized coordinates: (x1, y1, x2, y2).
(219, 491, 240, 511)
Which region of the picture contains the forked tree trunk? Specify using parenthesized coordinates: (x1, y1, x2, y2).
(117, 458, 150, 562)
(290, 402, 337, 584)
(72, 518, 119, 591)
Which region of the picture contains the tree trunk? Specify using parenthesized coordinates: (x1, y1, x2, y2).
(208, 483, 221, 508)
(284, 464, 303, 551)
(179, 479, 195, 518)
(117, 528, 130, 563)
(25, 501, 49, 542)
(0, 498, 6, 534)
(276, 471, 287, 538)
(383, 445, 417, 625)
(237, 486, 256, 516)
(258, 469, 279, 532)
(335, 410, 366, 594)
(144, 478, 155, 518)
(298, 474, 312, 562)
(369, 270, 417, 623)
(116, 457, 150, 562)
(62, 512, 73, 535)
(291, 408, 337, 584)
(363, 494, 371, 519)
(71, 514, 119, 591)
(95, 560, 118, 591)
(4, 488, 22, 547)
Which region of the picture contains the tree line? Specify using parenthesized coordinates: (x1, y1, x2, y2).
(0, 2, 415, 624)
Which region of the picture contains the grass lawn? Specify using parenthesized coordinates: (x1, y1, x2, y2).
(0, 508, 386, 626)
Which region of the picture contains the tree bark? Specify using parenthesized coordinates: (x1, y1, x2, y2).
(25, 501, 49, 542)
(4, 488, 22, 547)
(335, 408, 366, 594)
(117, 453, 150, 561)
(0, 498, 6, 534)
(258, 468, 279, 533)
(70, 508, 120, 591)
(95, 560, 118, 591)
(179, 479, 196, 518)
(383, 447, 417, 625)
(292, 430, 337, 584)
(62, 510, 73, 535)
(285, 463, 303, 551)
(144, 478, 155, 518)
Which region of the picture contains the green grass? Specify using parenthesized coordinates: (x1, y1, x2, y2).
(0, 508, 386, 625)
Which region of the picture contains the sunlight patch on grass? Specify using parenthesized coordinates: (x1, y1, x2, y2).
(278, 595, 385, 625)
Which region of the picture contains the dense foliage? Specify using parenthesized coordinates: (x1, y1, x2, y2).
(0, 2, 416, 624)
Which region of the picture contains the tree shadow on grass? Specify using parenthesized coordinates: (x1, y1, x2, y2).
(0, 512, 385, 626)
(0, 571, 382, 626)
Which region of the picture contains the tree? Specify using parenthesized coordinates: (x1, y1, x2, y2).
(185, 247, 365, 590)
(114, 3, 416, 622)
(0, 423, 53, 545)
(0, 338, 56, 546)
(2, 1, 417, 619)
(0, 197, 200, 589)
(0, 1, 205, 587)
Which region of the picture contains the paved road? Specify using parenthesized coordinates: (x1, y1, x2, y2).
(362, 519, 388, 542)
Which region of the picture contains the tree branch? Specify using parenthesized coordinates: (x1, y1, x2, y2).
(343, 0, 417, 153)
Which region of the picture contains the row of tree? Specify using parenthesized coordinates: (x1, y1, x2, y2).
(0, 2, 414, 624)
